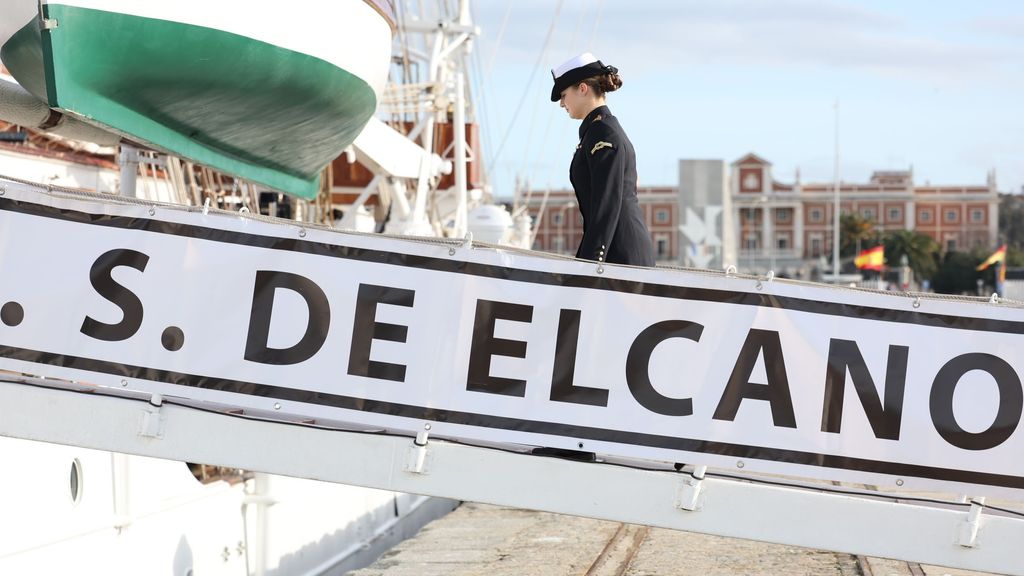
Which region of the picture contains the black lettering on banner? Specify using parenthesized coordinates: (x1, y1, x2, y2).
(467, 299, 533, 397)
(821, 339, 908, 440)
(930, 353, 1023, 451)
(625, 320, 702, 416)
(550, 309, 608, 407)
(347, 283, 416, 382)
(243, 271, 330, 366)
(713, 329, 797, 428)
(80, 248, 149, 342)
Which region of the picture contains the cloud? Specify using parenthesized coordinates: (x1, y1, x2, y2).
(968, 15, 1024, 39)
(474, 0, 1024, 84)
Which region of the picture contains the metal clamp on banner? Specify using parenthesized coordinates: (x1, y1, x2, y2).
(405, 423, 431, 474)
(959, 497, 985, 548)
(138, 393, 165, 439)
(755, 270, 774, 291)
(675, 465, 707, 512)
(449, 232, 474, 256)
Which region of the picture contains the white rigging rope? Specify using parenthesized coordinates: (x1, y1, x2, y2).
(485, 0, 564, 177)
(587, 0, 604, 50)
(526, 0, 588, 182)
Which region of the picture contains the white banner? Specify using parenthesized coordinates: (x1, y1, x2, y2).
(1, 183, 1023, 496)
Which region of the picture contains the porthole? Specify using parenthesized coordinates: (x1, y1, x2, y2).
(69, 458, 83, 505)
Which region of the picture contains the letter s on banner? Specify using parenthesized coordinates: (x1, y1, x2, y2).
(80, 248, 149, 342)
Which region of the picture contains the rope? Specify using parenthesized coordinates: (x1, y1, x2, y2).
(486, 0, 564, 174)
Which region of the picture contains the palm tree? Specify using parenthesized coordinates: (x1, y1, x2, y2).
(840, 213, 877, 257)
(884, 230, 939, 280)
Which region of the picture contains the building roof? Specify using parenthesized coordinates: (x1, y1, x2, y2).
(731, 153, 772, 167)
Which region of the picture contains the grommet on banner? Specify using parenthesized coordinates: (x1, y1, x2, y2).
(989, 292, 1000, 304)
(202, 197, 211, 215)
(912, 296, 921, 309)
(724, 265, 737, 277)
(0, 185, 6, 196)
(755, 280, 763, 291)
(238, 205, 250, 214)
(596, 264, 605, 274)
(148, 207, 156, 216)
(415, 423, 432, 447)
(298, 228, 307, 238)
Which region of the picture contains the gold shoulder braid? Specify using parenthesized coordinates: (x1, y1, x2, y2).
(590, 141, 614, 155)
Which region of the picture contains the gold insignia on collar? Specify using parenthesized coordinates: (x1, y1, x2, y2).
(591, 141, 614, 155)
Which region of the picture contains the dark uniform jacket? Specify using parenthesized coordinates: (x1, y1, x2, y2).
(570, 105, 655, 267)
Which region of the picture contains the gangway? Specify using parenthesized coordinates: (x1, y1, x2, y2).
(1, 176, 1023, 574)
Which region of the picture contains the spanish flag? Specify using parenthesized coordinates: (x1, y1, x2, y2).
(854, 245, 885, 271)
(976, 244, 1006, 271)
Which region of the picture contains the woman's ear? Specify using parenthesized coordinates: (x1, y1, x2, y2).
(576, 82, 588, 96)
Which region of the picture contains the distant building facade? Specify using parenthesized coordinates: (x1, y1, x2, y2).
(526, 186, 679, 263)
(525, 153, 999, 274)
(729, 153, 999, 276)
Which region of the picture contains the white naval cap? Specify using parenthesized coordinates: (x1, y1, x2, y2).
(550, 52, 617, 101)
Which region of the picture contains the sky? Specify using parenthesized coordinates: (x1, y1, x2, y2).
(463, 0, 1024, 201)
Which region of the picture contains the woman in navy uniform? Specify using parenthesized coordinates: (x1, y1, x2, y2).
(551, 53, 655, 267)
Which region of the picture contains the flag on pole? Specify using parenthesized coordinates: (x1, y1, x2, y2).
(976, 244, 1007, 271)
(854, 245, 885, 271)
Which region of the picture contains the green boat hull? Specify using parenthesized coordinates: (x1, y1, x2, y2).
(1, 5, 381, 199)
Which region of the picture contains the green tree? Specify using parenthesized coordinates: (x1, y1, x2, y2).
(840, 213, 878, 257)
(931, 250, 982, 294)
(998, 193, 1024, 249)
(883, 230, 939, 280)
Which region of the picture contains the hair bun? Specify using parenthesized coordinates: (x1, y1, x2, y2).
(604, 65, 618, 74)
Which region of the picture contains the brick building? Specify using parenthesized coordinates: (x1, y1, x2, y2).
(525, 153, 999, 274)
(525, 186, 678, 263)
(730, 153, 999, 275)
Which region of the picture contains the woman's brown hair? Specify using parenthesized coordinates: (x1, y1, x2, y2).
(580, 72, 623, 97)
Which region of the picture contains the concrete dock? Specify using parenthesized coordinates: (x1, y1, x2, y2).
(348, 502, 1002, 576)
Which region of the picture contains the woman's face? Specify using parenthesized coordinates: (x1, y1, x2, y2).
(559, 83, 595, 120)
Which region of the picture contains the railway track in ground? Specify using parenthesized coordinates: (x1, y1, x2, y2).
(584, 523, 650, 576)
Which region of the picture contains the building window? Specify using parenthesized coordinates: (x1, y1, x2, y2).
(775, 208, 790, 223)
(552, 236, 565, 253)
(809, 208, 823, 223)
(809, 235, 823, 258)
(655, 233, 670, 258)
(551, 212, 563, 225)
(945, 209, 958, 223)
(861, 207, 876, 221)
(946, 238, 957, 251)
(745, 234, 759, 251)
(776, 233, 789, 251)
(888, 207, 901, 222)
(655, 209, 670, 223)
(919, 209, 932, 223)
(971, 209, 984, 223)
